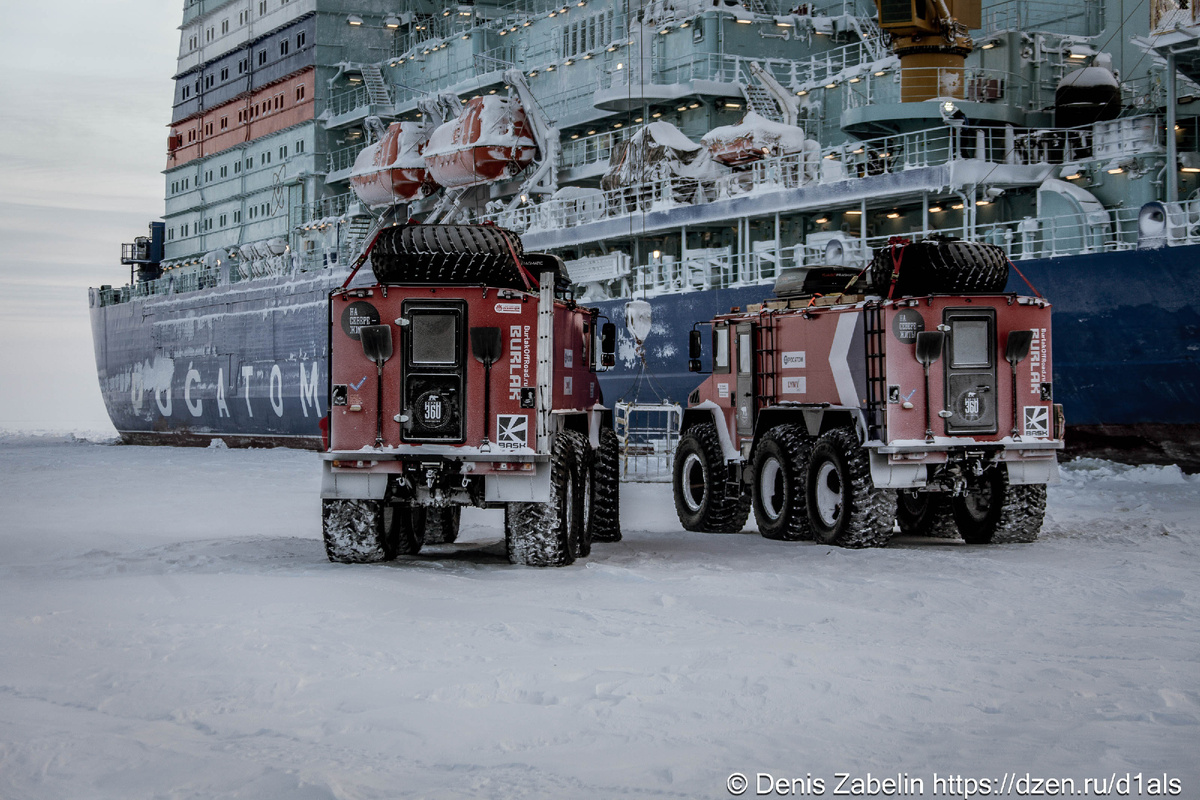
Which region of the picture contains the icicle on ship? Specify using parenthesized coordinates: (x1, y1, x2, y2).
(90, 0, 1200, 463)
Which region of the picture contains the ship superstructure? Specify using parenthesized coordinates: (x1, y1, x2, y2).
(90, 0, 1200, 457)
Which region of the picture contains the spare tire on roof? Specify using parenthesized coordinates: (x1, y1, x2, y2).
(868, 237, 1009, 297)
(369, 224, 528, 288)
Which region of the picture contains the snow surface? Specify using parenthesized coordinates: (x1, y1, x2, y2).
(1, 436, 1198, 799)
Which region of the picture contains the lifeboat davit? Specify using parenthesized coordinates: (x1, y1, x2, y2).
(349, 122, 439, 206)
(702, 112, 810, 167)
(423, 96, 536, 189)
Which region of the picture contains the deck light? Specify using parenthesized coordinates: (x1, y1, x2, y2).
(347, 14, 363, 25)
(384, 15, 401, 28)
(849, 77, 860, 83)
(981, 41, 996, 49)
(677, 105, 688, 111)
(874, 70, 886, 76)
(443, 9, 451, 15)
(815, 216, 829, 224)
(736, 18, 752, 23)
(689, 102, 700, 108)
(652, 112, 662, 118)
(1107, 166, 1124, 174)
(587, 129, 596, 134)
(488, 88, 496, 94)
(614, 122, 623, 128)
(661, 27, 671, 34)
(929, 205, 943, 212)
(607, 45, 617, 52)
(796, 89, 807, 96)
(462, 33, 470, 39)
(634, 117, 643, 122)
(571, 134, 579, 139)
(652, 250, 662, 259)
(681, 21, 689, 27)
(499, 29, 507, 34)
(547, 64, 555, 71)
(887, 212, 900, 218)
(529, 70, 538, 77)
(724, 102, 741, 109)
(845, 209, 861, 215)
(616, 62, 623, 69)
(976, 199, 990, 205)
(825, 82, 837, 89)
(565, 59, 574, 65)
(951, 203, 964, 210)
(549, 11, 557, 17)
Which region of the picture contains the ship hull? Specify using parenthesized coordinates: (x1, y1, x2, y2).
(89, 245, 1200, 463)
(89, 273, 341, 449)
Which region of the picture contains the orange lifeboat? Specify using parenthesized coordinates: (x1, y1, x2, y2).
(423, 96, 536, 189)
(702, 112, 810, 167)
(349, 122, 439, 206)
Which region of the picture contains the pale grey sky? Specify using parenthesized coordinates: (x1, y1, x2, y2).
(0, 0, 180, 432)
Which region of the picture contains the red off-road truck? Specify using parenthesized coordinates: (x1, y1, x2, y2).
(674, 237, 1063, 548)
(321, 224, 620, 566)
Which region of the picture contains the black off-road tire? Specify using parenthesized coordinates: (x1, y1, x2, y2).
(505, 433, 581, 566)
(869, 238, 1009, 297)
(561, 429, 593, 559)
(751, 425, 814, 541)
(323, 499, 401, 563)
(952, 468, 1047, 544)
(805, 428, 896, 548)
(673, 422, 751, 533)
(423, 506, 461, 545)
(590, 427, 622, 543)
(896, 490, 959, 539)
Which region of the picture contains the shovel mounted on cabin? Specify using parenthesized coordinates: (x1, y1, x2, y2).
(358, 324, 393, 448)
(471, 327, 503, 448)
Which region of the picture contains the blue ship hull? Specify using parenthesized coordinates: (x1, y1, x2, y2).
(90, 245, 1200, 462)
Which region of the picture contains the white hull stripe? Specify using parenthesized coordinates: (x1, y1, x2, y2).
(831, 312, 860, 408)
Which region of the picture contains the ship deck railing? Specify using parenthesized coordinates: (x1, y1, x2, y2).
(983, 0, 1104, 37)
(561, 197, 1200, 302)
(489, 117, 1167, 235)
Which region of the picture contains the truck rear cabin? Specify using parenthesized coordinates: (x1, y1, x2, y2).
(321, 224, 620, 567)
(675, 239, 1064, 548)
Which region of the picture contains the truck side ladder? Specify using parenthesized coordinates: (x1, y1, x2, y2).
(755, 314, 778, 410)
(863, 302, 887, 442)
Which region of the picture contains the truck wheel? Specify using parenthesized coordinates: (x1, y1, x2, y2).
(322, 499, 398, 563)
(752, 425, 814, 541)
(869, 238, 1009, 296)
(589, 427, 622, 543)
(673, 422, 751, 533)
(505, 432, 580, 566)
(952, 468, 1046, 544)
(561, 430, 593, 559)
(423, 506, 461, 545)
(896, 490, 959, 539)
(805, 428, 896, 548)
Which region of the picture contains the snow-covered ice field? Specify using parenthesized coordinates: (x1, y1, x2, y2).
(1, 434, 1197, 800)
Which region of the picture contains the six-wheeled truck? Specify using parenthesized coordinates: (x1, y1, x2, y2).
(321, 224, 621, 566)
(673, 237, 1064, 548)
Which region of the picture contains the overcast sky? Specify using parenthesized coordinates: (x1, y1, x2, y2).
(0, 0, 180, 432)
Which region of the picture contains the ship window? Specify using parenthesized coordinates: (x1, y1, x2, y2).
(246, 156, 253, 168)
(182, 223, 189, 236)
(258, 50, 267, 66)
(220, 68, 228, 81)
(259, 0, 267, 14)
(296, 140, 304, 153)
(222, 19, 229, 34)
(234, 210, 241, 222)
(219, 214, 227, 226)
(280, 39, 289, 56)
(168, 228, 175, 240)
(297, 31, 306, 48)
(234, 161, 241, 173)
(220, 165, 227, 177)
(279, 145, 287, 158)
(410, 313, 459, 365)
(220, 116, 228, 130)
(295, 84, 305, 101)
(182, 85, 190, 99)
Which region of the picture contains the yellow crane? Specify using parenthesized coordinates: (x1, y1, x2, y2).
(874, 0, 980, 102)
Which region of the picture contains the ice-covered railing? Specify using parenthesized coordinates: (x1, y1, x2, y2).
(602, 51, 883, 94)
(325, 85, 375, 119)
(842, 66, 1040, 112)
(291, 192, 354, 229)
(982, 0, 1104, 37)
(560, 125, 644, 171)
(486, 120, 1129, 236)
(547, 197, 1200, 302)
(1152, 0, 1200, 30)
(327, 142, 369, 176)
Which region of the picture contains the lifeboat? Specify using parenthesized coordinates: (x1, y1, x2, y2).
(349, 122, 439, 206)
(702, 112, 810, 167)
(423, 96, 536, 189)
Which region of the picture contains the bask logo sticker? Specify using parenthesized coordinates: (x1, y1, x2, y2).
(497, 414, 529, 449)
(1023, 406, 1050, 438)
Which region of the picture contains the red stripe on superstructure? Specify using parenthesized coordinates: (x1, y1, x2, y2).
(166, 67, 315, 169)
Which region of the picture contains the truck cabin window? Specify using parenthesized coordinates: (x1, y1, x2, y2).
(713, 324, 730, 373)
